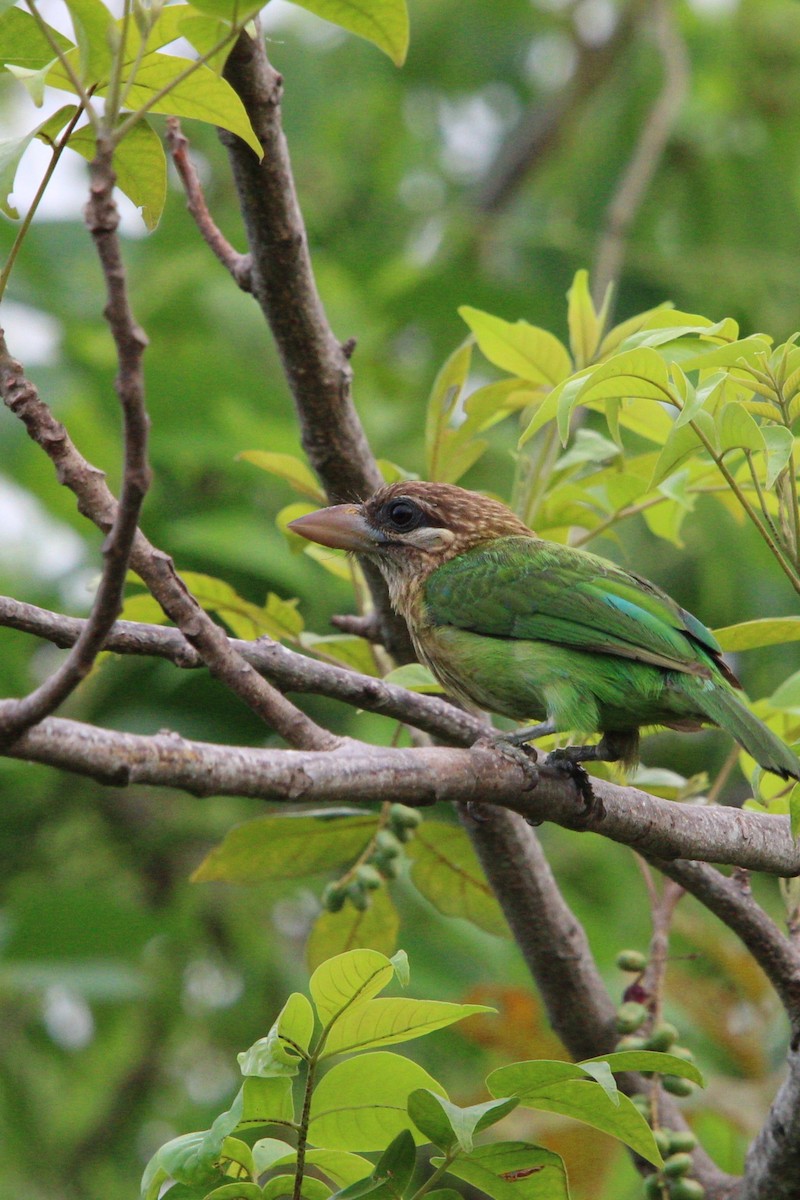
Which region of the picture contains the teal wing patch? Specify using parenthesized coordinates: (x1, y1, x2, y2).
(423, 537, 732, 681)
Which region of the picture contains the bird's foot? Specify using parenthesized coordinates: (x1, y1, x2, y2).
(472, 734, 540, 825)
(503, 719, 556, 748)
(545, 745, 606, 825)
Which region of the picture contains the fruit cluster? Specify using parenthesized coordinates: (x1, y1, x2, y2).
(320, 804, 422, 912)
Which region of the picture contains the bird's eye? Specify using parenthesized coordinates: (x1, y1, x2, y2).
(385, 498, 423, 531)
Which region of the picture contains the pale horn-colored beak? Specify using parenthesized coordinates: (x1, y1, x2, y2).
(287, 504, 380, 552)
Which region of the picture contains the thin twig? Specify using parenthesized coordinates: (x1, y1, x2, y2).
(592, 0, 689, 306)
(0, 139, 150, 743)
(166, 119, 252, 290)
(0, 348, 335, 751)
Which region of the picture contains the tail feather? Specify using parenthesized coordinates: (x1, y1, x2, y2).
(693, 682, 800, 782)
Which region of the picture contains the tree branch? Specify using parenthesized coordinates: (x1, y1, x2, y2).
(166, 117, 253, 291)
(0, 139, 150, 743)
(740, 1047, 800, 1200)
(219, 27, 414, 663)
(0, 348, 334, 751)
(591, 0, 689, 304)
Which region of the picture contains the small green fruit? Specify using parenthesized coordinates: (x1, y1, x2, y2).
(375, 829, 402, 857)
(616, 1035, 648, 1051)
(345, 880, 369, 911)
(356, 863, 383, 890)
(653, 1129, 672, 1156)
(321, 882, 346, 913)
(390, 803, 423, 829)
(617, 949, 647, 973)
(663, 1076, 695, 1098)
(644, 1175, 664, 1198)
(616, 1001, 648, 1033)
(663, 1153, 693, 1179)
(668, 1130, 698, 1153)
(667, 1178, 704, 1199)
(647, 1022, 680, 1051)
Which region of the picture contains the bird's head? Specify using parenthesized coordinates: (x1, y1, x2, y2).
(288, 481, 531, 593)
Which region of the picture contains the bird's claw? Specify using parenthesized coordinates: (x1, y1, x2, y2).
(545, 748, 606, 825)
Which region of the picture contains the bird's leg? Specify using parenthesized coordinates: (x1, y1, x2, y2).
(542, 732, 632, 824)
(502, 718, 557, 747)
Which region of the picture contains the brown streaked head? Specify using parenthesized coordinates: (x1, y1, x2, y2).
(288, 481, 532, 583)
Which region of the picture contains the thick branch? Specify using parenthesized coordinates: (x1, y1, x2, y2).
(2, 712, 799, 876)
(219, 27, 414, 662)
(740, 1048, 800, 1200)
(0, 354, 333, 751)
(0, 142, 150, 742)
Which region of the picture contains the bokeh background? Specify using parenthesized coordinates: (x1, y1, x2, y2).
(2, 1, 800, 1196)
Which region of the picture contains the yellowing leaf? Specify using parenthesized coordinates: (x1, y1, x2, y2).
(288, 0, 410, 66)
(718, 403, 765, 455)
(459, 307, 571, 387)
(239, 450, 325, 501)
(310, 948, 396, 1025)
(407, 821, 508, 937)
(320, 997, 494, 1058)
(68, 118, 167, 230)
(567, 269, 610, 369)
(307, 888, 400, 973)
(715, 618, 800, 652)
(192, 813, 380, 883)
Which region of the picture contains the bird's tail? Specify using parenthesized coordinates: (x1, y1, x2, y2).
(691, 681, 800, 782)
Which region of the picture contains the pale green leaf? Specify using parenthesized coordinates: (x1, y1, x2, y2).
(579, 1061, 618, 1106)
(461, 378, 538, 433)
(140, 1130, 219, 1198)
(310, 949, 396, 1025)
(762, 425, 795, 488)
(679, 334, 773, 372)
(67, 118, 167, 230)
(320, 997, 493, 1058)
(406, 821, 508, 937)
(308, 1052, 447, 1151)
(274, 1149, 373, 1189)
(176, 14, 232, 74)
(597, 302, 674, 360)
(185, 0, 261, 20)
(715, 618, 800, 652)
(487, 1062, 662, 1167)
(180, 570, 300, 641)
(191, 813, 380, 883)
(717, 404, 765, 455)
(300, 633, 378, 675)
(5, 61, 52, 104)
(0, 8, 74, 71)
(581, 1051, 704, 1086)
(425, 338, 473, 479)
(307, 888, 400, 974)
(790, 783, 800, 838)
(288, 0, 410, 66)
(65, 0, 114, 81)
(204, 1184, 262, 1200)
(437, 1141, 569, 1200)
(238, 992, 315, 1077)
(768, 669, 800, 711)
(567, 268, 608, 369)
(253, 1139, 296, 1176)
(0, 129, 39, 219)
(263, 1174, 330, 1200)
(459, 306, 571, 386)
(407, 1091, 518, 1154)
(382, 664, 444, 694)
(239, 450, 325, 500)
(649, 411, 716, 488)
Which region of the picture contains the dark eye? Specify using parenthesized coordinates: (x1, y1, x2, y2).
(385, 498, 423, 531)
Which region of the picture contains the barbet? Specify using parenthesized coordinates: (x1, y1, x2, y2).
(289, 482, 800, 781)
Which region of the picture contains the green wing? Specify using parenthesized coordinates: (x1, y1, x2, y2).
(423, 536, 735, 682)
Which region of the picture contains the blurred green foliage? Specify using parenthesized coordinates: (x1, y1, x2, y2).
(3, 1, 800, 1197)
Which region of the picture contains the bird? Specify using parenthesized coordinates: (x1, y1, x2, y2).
(288, 481, 800, 784)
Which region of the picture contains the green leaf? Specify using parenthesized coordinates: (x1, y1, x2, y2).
(459, 306, 571, 387)
(578, 1060, 618, 1106)
(382, 664, 444, 694)
(580, 1051, 704, 1087)
(310, 948, 396, 1025)
(563, 349, 675, 445)
(486, 1062, 662, 1167)
(5, 60, 53, 104)
(287, 0, 410, 66)
(407, 1090, 518, 1153)
(263, 1175, 330, 1200)
(140, 1131, 220, 1199)
(185, 0, 262, 19)
(717, 404, 765, 455)
(567, 269, 609, 369)
(0, 105, 77, 217)
(678, 334, 773, 372)
(406, 821, 508, 937)
(332, 1129, 417, 1200)
(67, 118, 167, 230)
(425, 338, 473, 480)
(308, 1051, 447, 1151)
(180, 571, 301, 640)
(768, 668, 800, 711)
(203, 1185, 263, 1200)
(437, 1141, 569, 1200)
(191, 813, 380, 884)
(300, 633, 378, 675)
(237, 992, 314, 1077)
(649, 411, 715, 489)
(253, 1139, 296, 1176)
(790, 783, 800, 838)
(65, 0, 114, 82)
(715, 617, 800, 652)
(307, 888, 400, 973)
(239, 451, 325, 501)
(215, 1076, 296, 1139)
(320, 997, 494, 1059)
(0, 8, 74, 71)
(762, 425, 795, 488)
(272, 1149, 373, 1190)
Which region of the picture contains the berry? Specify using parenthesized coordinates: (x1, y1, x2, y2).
(321, 882, 346, 913)
(356, 863, 383, 890)
(617, 949, 648, 973)
(668, 1131, 698, 1154)
(663, 1153, 693, 1179)
(667, 1179, 704, 1199)
(663, 1076, 695, 1098)
(647, 1023, 680, 1051)
(616, 1001, 648, 1033)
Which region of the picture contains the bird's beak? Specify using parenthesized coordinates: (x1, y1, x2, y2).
(287, 504, 379, 552)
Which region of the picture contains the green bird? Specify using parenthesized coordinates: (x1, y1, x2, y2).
(289, 481, 800, 781)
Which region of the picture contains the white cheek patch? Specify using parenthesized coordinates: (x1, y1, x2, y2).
(405, 527, 456, 553)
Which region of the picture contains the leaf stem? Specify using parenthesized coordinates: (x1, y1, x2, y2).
(407, 1151, 456, 1200)
(25, 0, 99, 127)
(0, 103, 86, 302)
(293, 1056, 318, 1200)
